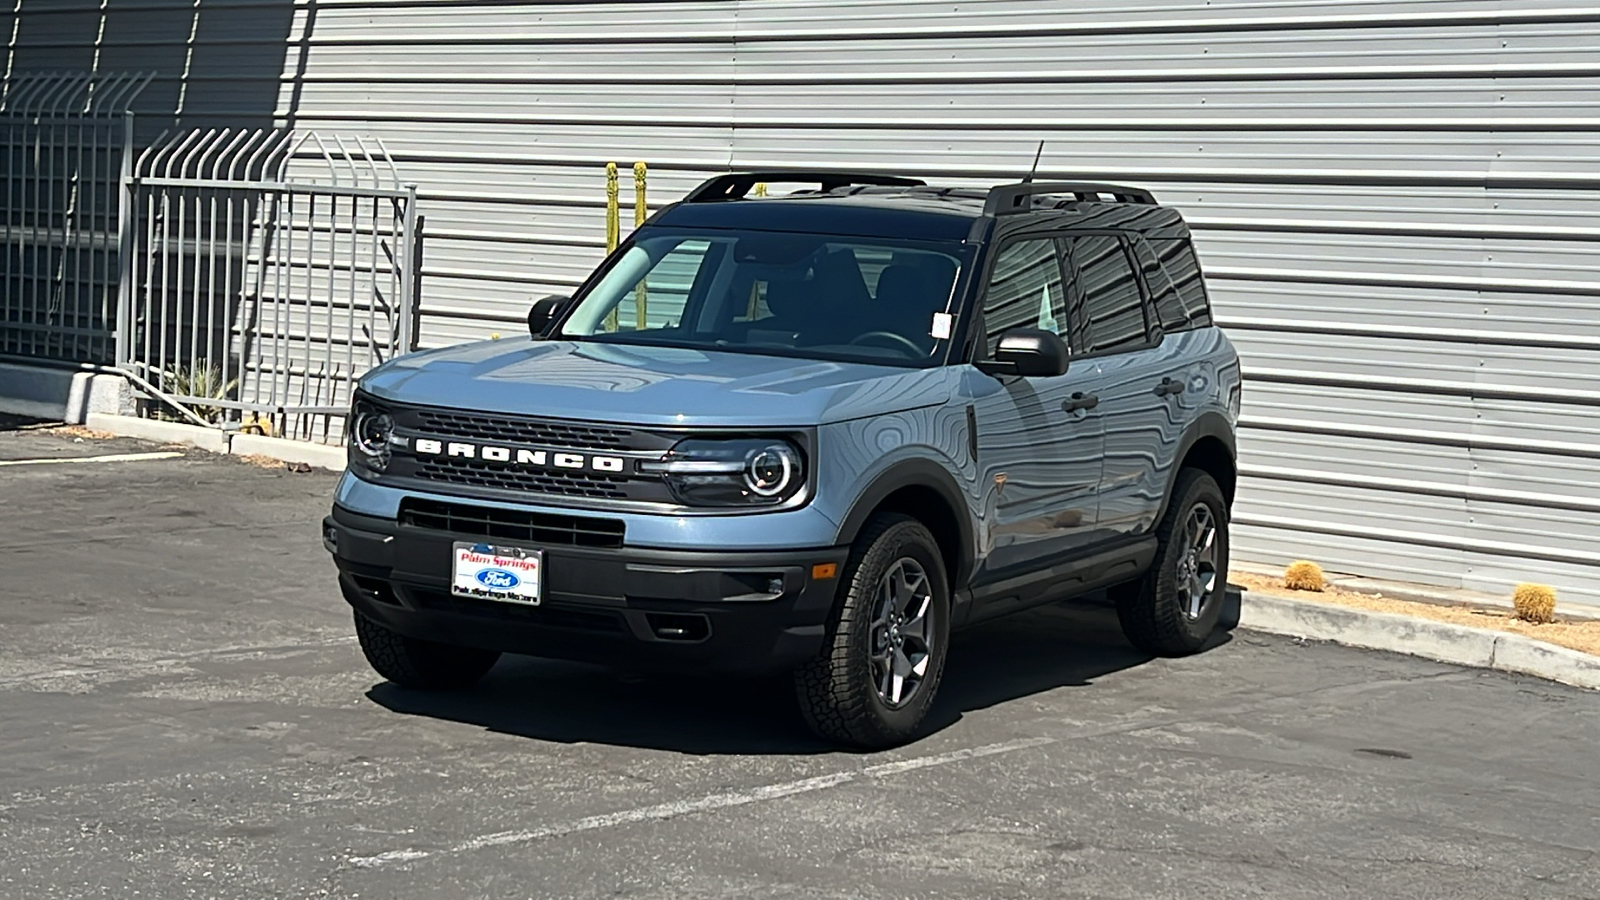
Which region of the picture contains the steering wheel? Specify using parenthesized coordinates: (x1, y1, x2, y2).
(848, 330, 925, 358)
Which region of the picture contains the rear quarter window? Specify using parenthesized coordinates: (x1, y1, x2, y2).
(1143, 237, 1213, 331)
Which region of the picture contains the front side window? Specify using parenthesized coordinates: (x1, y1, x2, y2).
(559, 229, 964, 367)
(1069, 234, 1149, 353)
(980, 238, 1067, 358)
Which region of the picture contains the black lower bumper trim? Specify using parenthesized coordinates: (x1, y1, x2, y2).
(326, 505, 847, 674)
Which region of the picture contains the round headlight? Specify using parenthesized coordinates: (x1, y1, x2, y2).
(642, 437, 806, 507)
(350, 407, 394, 470)
(745, 444, 796, 497)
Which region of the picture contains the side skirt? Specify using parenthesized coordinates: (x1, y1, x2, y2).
(960, 537, 1158, 627)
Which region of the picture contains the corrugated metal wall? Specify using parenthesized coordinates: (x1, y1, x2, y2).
(7, 0, 1599, 607)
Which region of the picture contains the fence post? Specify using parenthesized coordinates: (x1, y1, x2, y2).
(633, 161, 647, 329)
(397, 182, 419, 353)
(409, 213, 426, 352)
(604, 161, 618, 331)
(113, 109, 137, 369)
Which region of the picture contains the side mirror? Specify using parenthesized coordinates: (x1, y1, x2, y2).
(974, 328, 1070, 378)
(527, 295, 570, 338)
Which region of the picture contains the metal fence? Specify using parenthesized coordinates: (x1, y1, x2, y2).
(0, 72, 149, 363)
(119, 129, 420, 441)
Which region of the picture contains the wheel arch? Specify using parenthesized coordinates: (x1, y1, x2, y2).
(1155, 412, 1237, 526)
(835, 459, 975, 588)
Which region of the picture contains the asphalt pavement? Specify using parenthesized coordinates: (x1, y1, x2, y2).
(2, 419, 1597, 899)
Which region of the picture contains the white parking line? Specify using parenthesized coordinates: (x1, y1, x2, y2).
(0, 451, 184, 467)
(347, 735, 1055, 869)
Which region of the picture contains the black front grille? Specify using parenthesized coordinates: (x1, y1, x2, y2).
(412, 410, 635, 451)
(413, 457, 630, 499)
(375, 403, 682, 505)
(400, 498, 625, 548)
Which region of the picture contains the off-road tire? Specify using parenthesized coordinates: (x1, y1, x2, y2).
(794, 514, 951, 749)
(1113, 469, 1230, 657)
(354, 611, 501, 689)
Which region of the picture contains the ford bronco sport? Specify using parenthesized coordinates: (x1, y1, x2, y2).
(325, 172, 1241, 748)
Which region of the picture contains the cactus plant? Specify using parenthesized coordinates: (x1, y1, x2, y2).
(1284, 560, 1326, 592)
(1512, 583, 1557, 624)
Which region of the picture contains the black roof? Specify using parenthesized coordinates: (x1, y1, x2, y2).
(650, 173, 1185, 241)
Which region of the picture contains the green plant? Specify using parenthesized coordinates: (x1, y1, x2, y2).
(1512, 583, 1557, 624)
(158, 363, 237, 424)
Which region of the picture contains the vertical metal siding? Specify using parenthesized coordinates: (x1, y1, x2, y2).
(5, 0, 1599, 606)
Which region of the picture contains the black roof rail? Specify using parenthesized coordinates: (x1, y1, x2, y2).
(683, 171, 926, 203)
(984, 181, 1157, 216)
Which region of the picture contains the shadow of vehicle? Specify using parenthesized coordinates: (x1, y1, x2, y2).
(0, 414, 52, 432)
(366, 590, 1239, 755)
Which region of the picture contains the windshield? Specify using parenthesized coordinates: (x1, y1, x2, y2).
(557, 228, 966, 367)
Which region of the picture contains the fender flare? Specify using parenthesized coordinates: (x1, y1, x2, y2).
(834, 458, 976, 586)
(1153, 410, 1237, 526)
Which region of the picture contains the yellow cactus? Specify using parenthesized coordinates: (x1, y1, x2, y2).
(1512, 583, 1557, 624)
(1283, 560, 1326, 592)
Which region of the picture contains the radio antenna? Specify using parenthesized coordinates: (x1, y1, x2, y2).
(1022, 140, 1046, 183)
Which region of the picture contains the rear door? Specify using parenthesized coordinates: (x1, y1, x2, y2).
(1063, 233, 1182, 541)
(967, 236, 1105, 583)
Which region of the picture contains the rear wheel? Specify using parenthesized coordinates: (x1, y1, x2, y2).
(354, 610, 501, 690)
(1113, 469, 1229, 656)
(794, 514, 951, 749)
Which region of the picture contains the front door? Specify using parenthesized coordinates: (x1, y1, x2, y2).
(966, 237, 1105, 585)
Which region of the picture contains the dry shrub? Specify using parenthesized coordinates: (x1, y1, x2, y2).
(1512, 583, 1557, 624)
(1284, 560, 1326, 592)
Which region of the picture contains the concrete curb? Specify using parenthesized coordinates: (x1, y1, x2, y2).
(229, 432, 346, 471)
(1238, 590, 1600, 691)
(0, 361, 129, 422)
(81, 413, 344, 471)
(84, 413, 229, 453)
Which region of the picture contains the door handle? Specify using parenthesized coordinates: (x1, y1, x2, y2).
(1154, 377, 1186, 397)
(1062, 392, 1099, 413)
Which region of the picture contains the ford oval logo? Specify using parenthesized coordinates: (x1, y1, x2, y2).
(476, 568, 520, 590)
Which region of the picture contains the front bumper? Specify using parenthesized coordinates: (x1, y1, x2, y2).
(324, 505, 849, 674)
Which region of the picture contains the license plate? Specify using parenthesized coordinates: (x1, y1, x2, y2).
(451, 542, 543, 605)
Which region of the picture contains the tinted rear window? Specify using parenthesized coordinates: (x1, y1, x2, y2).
(1145, 237, 1212, 330)
(1068, 234, 1148, 353)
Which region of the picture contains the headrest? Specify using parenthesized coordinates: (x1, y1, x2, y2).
(763, 275, 810, 318)
(762, 248, 870, 319)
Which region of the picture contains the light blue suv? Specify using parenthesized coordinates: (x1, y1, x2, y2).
(325, 173, 1241, 748)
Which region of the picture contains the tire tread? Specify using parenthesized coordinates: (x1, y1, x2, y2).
(354, 611, 500, 690)
(1115, 468, 1228, 657)
(794, 514, 948, 748)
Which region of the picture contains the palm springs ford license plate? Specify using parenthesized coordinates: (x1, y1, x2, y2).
(451, 542, 542, 605)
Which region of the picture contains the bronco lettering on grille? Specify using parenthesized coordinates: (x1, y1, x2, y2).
(412, 438, 626, 474)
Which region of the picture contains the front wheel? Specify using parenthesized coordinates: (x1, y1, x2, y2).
(794, 514, 951, 749)
(1113, 469, 1230, 656)
(354, 611, 501, 690)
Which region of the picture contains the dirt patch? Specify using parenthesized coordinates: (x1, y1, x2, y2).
(235, 454, 315, 473)
(1232, 571, 1600, 657)
(35, 424, 118, 440)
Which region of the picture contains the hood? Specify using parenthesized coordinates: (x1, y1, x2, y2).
(360, 338, 954, 426)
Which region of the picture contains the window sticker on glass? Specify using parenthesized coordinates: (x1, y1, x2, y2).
(930, 312, 953, 340)
(1037, 285, 1058, 333)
